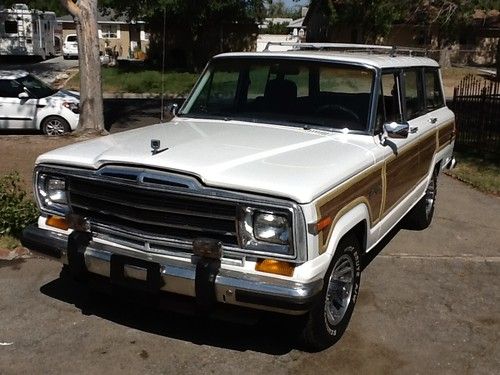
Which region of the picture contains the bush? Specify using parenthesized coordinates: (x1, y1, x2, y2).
(0, 172, 38, 238)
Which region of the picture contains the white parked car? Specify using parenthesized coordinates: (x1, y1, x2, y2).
(0, 70, 79, 135)
(62, 34, 78, 59)
(22, 44, 456, 350)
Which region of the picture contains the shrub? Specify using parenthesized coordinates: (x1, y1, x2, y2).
(0, 172, 38, 238)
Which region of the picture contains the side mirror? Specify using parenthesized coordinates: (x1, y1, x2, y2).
(18, 91, 29, 99)
(382, 121, 409, 143)
(166, 102, 179, 117)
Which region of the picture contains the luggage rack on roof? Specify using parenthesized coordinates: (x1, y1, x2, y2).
(262, 42, 427, 57)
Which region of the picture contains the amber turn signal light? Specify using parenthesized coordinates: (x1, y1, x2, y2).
(46, 215, 69, 231)
(316, 216, 333, 233)
(255, 259, 295, 277)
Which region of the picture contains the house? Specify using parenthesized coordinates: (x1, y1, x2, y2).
(58, 9, 149, 59)
(303, 0, 499, 66)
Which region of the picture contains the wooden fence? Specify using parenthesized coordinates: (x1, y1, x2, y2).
(452, 74, 500, 157)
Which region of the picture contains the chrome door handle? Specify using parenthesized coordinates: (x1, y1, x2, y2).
(429, 117, 438, 124)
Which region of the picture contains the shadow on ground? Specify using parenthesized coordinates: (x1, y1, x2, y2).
(40, 269, 300, 355)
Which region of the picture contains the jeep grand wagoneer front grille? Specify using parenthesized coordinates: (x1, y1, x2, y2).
(68, 176, 239, 246)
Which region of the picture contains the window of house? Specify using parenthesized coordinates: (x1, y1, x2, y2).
(100, 24, 119, 39)
(403, 70, 425, 120)
(4, 20, 18, 34)
(424, 69, 445, 111)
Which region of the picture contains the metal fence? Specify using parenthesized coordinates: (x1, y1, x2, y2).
(452, 74, 500, 157)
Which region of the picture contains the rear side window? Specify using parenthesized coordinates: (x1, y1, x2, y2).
(425, 69, 444, 110)
(404, 70, 425, 120)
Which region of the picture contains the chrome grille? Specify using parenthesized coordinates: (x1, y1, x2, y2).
(68, 175, 239, 246)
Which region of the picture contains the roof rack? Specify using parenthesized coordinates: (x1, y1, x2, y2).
(262, 42, 427, 57)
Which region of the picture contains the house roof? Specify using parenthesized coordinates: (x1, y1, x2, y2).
(58, 9, 144, 24)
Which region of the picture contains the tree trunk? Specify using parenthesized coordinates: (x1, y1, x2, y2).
(61, 0, 105, 134)
(496, 38, 500, 81)
(439, 39, 452, 68)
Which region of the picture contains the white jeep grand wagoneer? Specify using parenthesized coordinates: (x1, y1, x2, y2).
(23, 43, 456, 350)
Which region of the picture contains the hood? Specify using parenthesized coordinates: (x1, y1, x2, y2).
(36, 119, 376, 203)
(47, 89, 80, 102)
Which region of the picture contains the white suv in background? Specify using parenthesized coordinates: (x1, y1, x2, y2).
(0, 70, 79, 135)
(62, 34, 78, 59)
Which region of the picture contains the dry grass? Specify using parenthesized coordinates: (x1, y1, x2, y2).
(440, 67, 490, 98)
(446, 151, 500, 195)
(0, 235, 21, 250)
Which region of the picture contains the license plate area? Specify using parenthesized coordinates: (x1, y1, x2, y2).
(110, 254, 162, 292)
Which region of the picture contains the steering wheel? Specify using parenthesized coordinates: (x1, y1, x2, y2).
(314, 104, 361, 124)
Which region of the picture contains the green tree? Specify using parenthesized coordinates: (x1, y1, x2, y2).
(100, 0, 266, 70)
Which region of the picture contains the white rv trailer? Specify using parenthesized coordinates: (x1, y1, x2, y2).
(0, 3, 58, 59)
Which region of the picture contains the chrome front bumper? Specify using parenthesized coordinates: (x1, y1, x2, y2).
(22, 225, 322, 315)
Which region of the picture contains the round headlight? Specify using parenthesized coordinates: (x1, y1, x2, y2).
(253, 212, 290, 245)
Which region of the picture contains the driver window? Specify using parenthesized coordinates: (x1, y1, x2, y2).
(380, 72, 402, 123)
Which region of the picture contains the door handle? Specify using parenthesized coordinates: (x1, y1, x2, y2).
(410, 126, 418, 134)
(428, 117, 438, 124)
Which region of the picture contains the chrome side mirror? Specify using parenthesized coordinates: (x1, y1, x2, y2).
(166, 103, 179, 117)
(381, 121, 409, 144)
(18, 91, 29, 99)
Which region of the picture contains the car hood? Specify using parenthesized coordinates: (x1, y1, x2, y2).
(46, 89, 80, 102)
(36, 119, 376, 203)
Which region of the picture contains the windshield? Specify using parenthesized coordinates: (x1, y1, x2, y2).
(180, 58, 375, 132)
(17, 74, 57, 98)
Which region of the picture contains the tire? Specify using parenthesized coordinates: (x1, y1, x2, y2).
(405, 168, 438, 230)
(41, 116, 71, 136)
(300, 234, 362, 351)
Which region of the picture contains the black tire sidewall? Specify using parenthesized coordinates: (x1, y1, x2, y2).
(303, 235, 362, 350)
(322, 237, 361, 338)
(41, 116, 70, 136)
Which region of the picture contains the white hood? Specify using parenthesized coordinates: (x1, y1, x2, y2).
(36, 119, 376, 203)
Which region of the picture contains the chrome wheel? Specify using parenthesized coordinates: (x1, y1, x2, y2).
(425, 176, 436, 218)
(325, 253, 355, 326)
(44, 118, 66, 136)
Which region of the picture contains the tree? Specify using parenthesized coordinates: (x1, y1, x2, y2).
(60, 0, 105, 134)
(101, 0, 266, 70)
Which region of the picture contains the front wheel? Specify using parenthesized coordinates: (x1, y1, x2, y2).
(300, 234, 362, 351)
(41, 116, 71, 136)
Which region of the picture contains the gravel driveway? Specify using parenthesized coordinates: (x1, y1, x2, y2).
(0, 175, 499, 374)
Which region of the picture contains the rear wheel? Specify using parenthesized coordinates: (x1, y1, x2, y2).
(41, 116, 71, 136)
(405, 168, 438, 230)
(300, 234, 362, 351)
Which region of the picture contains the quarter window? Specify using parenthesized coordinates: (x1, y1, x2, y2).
(425, 69, 444, 110)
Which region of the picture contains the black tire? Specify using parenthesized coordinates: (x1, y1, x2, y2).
(41, 116, 71, 136)
(300, 234, 362, 351)
(405, 168, 438, 230)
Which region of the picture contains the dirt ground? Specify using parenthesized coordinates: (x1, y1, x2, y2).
(0, 176, 499, 374)
(0, 128, 499, 373)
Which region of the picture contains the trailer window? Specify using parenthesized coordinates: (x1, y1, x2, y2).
(4, 20, 18, 34)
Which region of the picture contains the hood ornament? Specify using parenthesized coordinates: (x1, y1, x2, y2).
(151, 139, 168, 155)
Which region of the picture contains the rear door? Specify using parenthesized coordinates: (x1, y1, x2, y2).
(0, 79, 37, 129)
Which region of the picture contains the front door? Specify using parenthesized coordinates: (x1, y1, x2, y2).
(0, 79, 37, 129)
